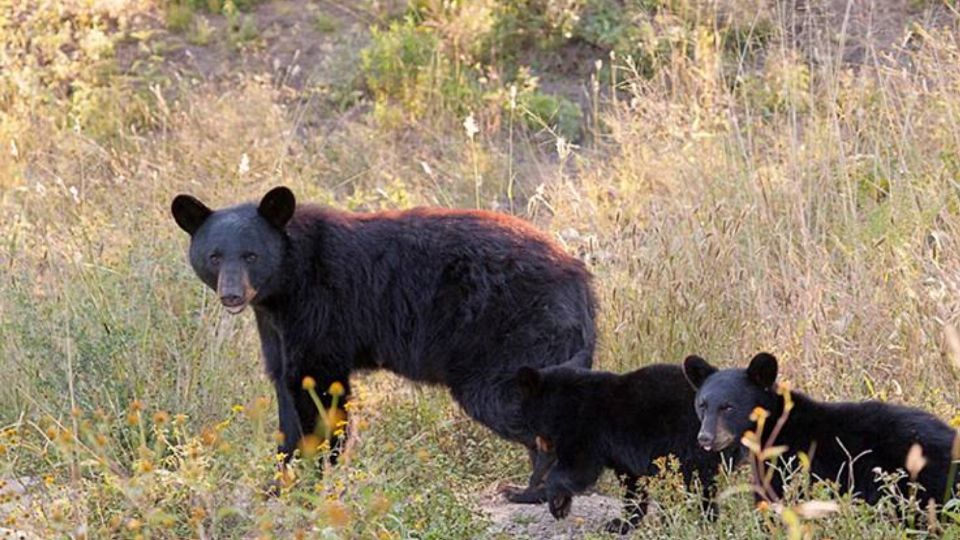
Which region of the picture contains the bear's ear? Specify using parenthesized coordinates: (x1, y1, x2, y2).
(683, 355, 717, 389)
(258, 186, 296, 230)
(171, 194, 212, 236)
(516, 366, 542, 397)
(747, 352, 778, 389)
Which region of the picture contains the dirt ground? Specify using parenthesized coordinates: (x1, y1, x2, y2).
(479, 487, 623, 539)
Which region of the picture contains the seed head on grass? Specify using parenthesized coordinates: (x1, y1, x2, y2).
(750, 407, 770, 423)
(777, 383, 794, 413)
(463, 113, 479, 140)
(200, 428, 219, 447)
(298, 433, 323, 459)
(370, 494, 391, 515)
(252, 395, 271, 414)
(323, 500, 351, 528)
(152, 410, 169, 425)
(188, 506, 206, 526)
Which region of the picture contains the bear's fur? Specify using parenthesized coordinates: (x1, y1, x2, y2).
(684, 353, 960, 508)
(516, 363, 725, 533)
(171, 187, 597, 497)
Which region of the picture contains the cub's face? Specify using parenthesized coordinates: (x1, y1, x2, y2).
(172, 187, 295, 314)
(683, 353, 780, 452)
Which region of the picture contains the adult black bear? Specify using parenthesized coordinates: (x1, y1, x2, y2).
(171, 186, 597, 498)
(684, 353, 959, 508)
(516, 363, 725, 533)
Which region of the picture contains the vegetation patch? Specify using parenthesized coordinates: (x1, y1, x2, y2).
(3, 0, 960, 538)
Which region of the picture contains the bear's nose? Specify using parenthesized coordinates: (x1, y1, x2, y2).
(697, 432, 714, 450)
(221, 294, 245, 307)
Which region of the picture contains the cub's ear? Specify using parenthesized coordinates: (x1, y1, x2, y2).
(682, 355, 717, 389)
(258, 186, 296, 230)
(747, 352, 778, 389)
(516, 366, 542, 397)
(171, 194, 212, 236)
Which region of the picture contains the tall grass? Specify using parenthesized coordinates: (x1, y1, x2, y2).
(2, 0, 960, 537)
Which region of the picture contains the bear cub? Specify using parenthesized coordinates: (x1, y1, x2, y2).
(684, 352, 959, 508)
(516, 363, 725, 533)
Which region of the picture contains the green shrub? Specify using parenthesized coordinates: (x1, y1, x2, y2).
(362, 19, 438, 105)
(361, 17, 483, 122)
(165, 3, 195, 33)
(518, 91, 583, 141)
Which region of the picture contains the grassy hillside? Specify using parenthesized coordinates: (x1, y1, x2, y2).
(2, 0, 960, 537)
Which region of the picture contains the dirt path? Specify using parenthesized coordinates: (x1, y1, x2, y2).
(478, 487, 622, 539)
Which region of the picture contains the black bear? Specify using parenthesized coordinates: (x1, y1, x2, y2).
(515, 363, 725, 533)
(684, 352, 959, 508)
(171, 186, 597, 498)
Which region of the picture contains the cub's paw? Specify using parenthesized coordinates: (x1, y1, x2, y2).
(548, 493, 572, 520)
(499, 484, 547, 504)
(604, 517, 635, 535)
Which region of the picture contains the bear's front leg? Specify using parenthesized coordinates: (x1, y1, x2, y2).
(544, 457, 603, 520)
(275, 377, 304, 459)
(502, 445, 555, 503)
(548, 490, 573, 520)
(255, 313, 304, 462)
(606, 474, 646, 534)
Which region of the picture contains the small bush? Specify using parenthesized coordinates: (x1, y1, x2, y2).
(362, 19, 438, 106)
(165, 3, 195, 33)
(313, 12, 339, 34)
(519, 91, 583, 141)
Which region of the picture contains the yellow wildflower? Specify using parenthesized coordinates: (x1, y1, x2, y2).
(328, 381, 345, 397)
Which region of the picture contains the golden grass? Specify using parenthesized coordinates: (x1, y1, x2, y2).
(2, 0, 960, 537)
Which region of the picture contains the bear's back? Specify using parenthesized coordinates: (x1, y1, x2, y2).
(287, 205, 588, 280)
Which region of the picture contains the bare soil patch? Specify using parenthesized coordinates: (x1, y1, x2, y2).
(479, 486, 622, 539)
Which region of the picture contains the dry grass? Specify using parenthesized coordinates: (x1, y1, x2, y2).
(2, 0, 960, 537)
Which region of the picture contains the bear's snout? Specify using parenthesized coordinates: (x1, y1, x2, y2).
(216, 265, 256, 314)
(697, 416, 735, 452)
(697, 431, 715, 451)
(221, 293, 246, 309)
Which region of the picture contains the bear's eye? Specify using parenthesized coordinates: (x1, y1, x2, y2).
(719, 404, 733, 412)
(243, 252, 258, 263)
(209, 253, 222, 266)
